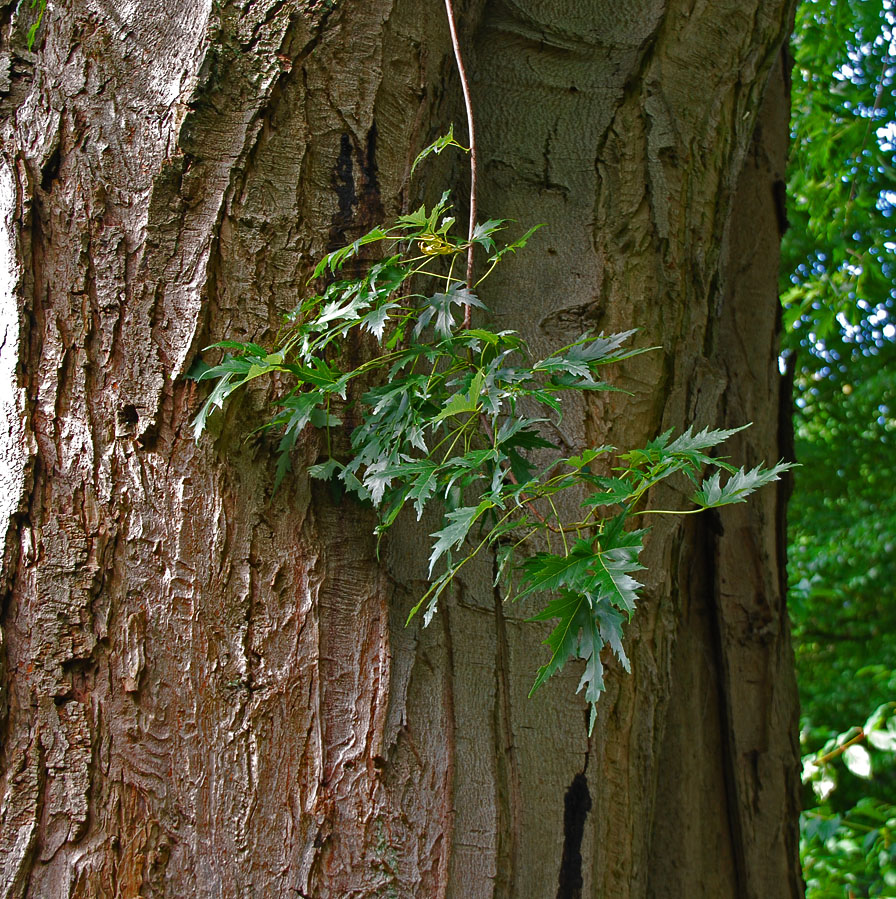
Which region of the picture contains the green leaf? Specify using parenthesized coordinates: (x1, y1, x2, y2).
(431, 391, 479, 424)
(528, 590, 607, 731)
(312, 226, 391, 278)
(360, 303, 399, 341)
(26, 0, 45, 50)
(595, 604, 630, 672)
(564, 447, 615, 470)
(191, 372, 241, 439)
(516, 527, 645, 617)
(410, 127, 468, 175)
(529, 592, 597, 687)
(843, 745, 873, 779)
(489, 224, 545, 264)
(621, 424, 755, 487)
(533, 331, 648, 391)
(581, 477, 633, 508)
(407, 461, 440, 519)
(308, 458, 343, 480)
(495, 417, 555, 451)
(272, 392, 324, 436)
(428, 501, 490, 575)
(406, 567, 454, 626)
(516, 539, 597, 601)
(692, 461, 794, 508)
(663, 424, 749, 454)
(414, 285, 486, 339)
(471, 219, 506, 252)
(592, 533, 645, 616)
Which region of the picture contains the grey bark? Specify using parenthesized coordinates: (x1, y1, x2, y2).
(0, 0, 801, 896)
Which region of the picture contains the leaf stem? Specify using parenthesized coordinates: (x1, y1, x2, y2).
(545, 493, 568, 554)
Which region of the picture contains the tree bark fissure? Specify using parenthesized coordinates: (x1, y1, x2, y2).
(556, 767, 592, 899)
(707, 509, 751, 899)
(491, 562, 521, 898)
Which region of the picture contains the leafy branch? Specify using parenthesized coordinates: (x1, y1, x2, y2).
(191, 137, 792, 732)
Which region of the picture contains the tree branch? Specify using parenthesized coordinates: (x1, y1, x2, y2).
(443, 0, 477, 326)
(814, 730, 866, 766)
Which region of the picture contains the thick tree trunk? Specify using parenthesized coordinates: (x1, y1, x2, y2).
(0, 0, 801, 896)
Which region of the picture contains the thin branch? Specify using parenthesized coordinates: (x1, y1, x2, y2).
(443, 0, 477, 326)
(815, 730, 866, 766)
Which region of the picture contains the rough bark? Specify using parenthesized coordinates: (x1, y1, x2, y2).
(0, 0, 801, 896)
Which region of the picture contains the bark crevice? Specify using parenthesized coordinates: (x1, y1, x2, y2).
(556, 766, 592, 899)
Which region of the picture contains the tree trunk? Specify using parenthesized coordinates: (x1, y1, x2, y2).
(0, 0, 802, 896)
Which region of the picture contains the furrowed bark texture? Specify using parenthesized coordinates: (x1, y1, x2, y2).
(0, 0, 801, 896)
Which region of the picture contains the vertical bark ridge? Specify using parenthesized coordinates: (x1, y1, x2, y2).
(437, 596, 456, 899)
(492, 569, 521, 897)
(706, 47, 803, 899)
(709, 510, 752, 899)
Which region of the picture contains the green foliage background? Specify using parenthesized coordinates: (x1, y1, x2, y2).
(785, 0, 896, 893)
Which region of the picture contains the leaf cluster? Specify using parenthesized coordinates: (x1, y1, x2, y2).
(782, 0, 896, 371)
(784, 4, 896, 893)
(191, 137, 791, 730)
(801, 704, 896, 897)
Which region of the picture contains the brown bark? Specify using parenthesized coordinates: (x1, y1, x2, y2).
(0, 0, 801, 896)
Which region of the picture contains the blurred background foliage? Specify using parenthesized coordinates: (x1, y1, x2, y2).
(784, 0, 896, 893)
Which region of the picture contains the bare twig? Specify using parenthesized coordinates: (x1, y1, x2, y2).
(443, 0, 477, 327)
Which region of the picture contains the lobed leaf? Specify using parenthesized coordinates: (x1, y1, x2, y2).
(410, 126, 467, 174)
(428, 501, 492, 575)
(692, 461, 795, 508)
